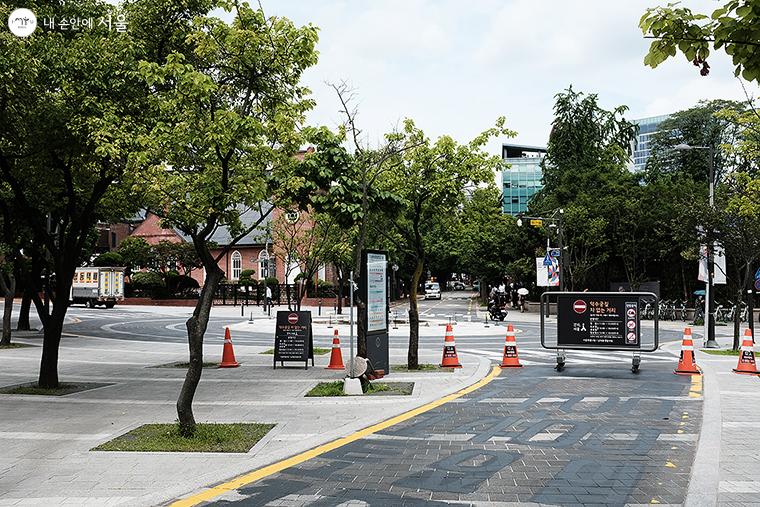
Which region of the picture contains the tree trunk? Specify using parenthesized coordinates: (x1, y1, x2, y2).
(0, 273, 15, 346)
(17, 290, 31, 331)
(407, 257, 423, 369)
(38, 301, 66, 388)
(733, 287, 742, 351)
(336, 272, 344, 314)
(177, 265, 223, 437)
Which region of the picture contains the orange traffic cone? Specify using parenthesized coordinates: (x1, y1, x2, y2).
(733, 329, 760, 375)
(500, 324, 522, 368)
(674, 327, 700, 375)
(219, 327, 240, 368)
(440, 323, 462, 368)
(326, 329, 345, 370)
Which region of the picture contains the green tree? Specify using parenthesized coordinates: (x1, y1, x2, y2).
(533, 87, 638, 290)
(379, 118, 514, 368)
(0, 0, 168, 387)
(640, 1, 760, 83)
(278, 93, 409, 356)
(134, 3, 318, 436)
(454, 187, 526, 287)
(116, 236, 154, 276)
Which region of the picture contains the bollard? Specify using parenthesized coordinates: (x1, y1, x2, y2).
(328, 314, 333, 329)
(241, 303, 244, 317)
(319, 299, 322, 316)
(248, 311, 253, 324)
(484, 310, 489, 328)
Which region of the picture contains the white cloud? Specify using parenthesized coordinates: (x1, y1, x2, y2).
(228, 1, 760, 152)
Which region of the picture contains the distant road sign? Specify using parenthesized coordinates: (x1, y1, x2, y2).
(543, 254, 553, 266)
(573, 300, 587, 314)
(530, 219, 543, 227)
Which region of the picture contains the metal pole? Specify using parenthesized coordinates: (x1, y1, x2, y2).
(748, 287, 755, 343)
(558, 212, 565, 292)
(705, 145, 719, 348)
(349, 270, 354, 376)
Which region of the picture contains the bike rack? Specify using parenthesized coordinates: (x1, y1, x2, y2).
(540, 291, 660, 373)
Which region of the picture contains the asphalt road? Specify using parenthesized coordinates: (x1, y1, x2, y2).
(40, 291, 688, 371)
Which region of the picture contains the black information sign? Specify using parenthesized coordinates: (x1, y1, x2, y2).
(557, 294, 640, 348)
(360, 249, 389, 375)
(274, 311, 314, 369)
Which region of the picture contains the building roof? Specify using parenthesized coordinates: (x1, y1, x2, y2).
(502, 144, 547, 159)
(172, 207, 273, 246)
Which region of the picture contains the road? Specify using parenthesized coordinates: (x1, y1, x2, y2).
(52, 290, 687, 370)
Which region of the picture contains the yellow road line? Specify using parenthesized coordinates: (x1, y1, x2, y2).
(171, 365, 503, 507)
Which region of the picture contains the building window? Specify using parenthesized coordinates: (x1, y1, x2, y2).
(231, 251, 242, 280)
(111, 232, 117, 248)
(258, 249, 269, 280)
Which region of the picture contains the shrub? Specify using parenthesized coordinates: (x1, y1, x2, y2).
(130, 271, 166, 297)
(239, 269, 256, 285)
(93, 252, 124, 267)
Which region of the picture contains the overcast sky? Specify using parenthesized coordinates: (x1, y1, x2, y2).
(252, 0, 754, 155)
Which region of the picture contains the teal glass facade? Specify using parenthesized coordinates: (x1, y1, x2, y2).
(632, 114, 670, 171)
(501, 144, 546, 216)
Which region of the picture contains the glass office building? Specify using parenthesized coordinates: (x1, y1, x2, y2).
(632, 114, 670, 172)
(501, 144, 546, 216)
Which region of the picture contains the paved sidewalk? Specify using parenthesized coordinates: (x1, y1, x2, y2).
(0, 332, 491, 507)
(684, 331, 760, 507)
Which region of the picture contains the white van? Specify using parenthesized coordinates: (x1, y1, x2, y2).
(70, 267, 125, 308)
(424, 282, 441, 300)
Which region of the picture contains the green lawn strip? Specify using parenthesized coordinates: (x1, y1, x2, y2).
(700, 349, 748, 356)
(391, 363, 453, 373)
(92, 422, 275, 453)
(0, 382, 111, 396)
(306, 381, 414, 397)
(261, 347, 330, 355)
(0, 343, 35, 349)
(151, 362, 220, 369)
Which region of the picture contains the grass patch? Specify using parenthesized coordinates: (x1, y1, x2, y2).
(391, 363, 453, 373)
(306, 381, 414, 397)
(92, 422, 274, 453)
(0, 343, 35, 349)
(366, 382, 414, 396)
(261, 347, 330, 355)
(0, 382, 111, 396)
(701, 349, 746, 356)
(306, 381, 345, 397)
(151, 362, 220, 369)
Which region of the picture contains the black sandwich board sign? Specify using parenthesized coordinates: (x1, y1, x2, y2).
(273, 310, 314, 370)
(360, 249, 389, 375)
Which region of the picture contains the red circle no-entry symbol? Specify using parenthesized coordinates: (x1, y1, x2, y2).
(573, 300, 587, 314)
(287, 313, 299, 324)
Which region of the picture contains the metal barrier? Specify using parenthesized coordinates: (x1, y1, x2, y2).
(540, 291, 659, 373)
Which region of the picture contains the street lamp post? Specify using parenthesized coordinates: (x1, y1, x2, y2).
(674, 143, 719, 349)
(517, 209, 565, 291)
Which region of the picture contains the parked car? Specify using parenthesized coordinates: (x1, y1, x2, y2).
(452, 281, 465, 290)
(424, 282, 441, 300)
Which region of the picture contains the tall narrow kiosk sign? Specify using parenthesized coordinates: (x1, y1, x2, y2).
(361, 250, 389, 374)
(273, 311, 314, 369)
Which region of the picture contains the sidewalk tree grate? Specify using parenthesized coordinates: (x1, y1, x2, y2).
(306, 381, 414, 397)
(0, 382, 113, 396)
(92, 423, 275, 453)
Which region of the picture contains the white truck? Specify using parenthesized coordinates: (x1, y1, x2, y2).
(70, 267, 125, 308)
